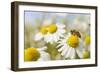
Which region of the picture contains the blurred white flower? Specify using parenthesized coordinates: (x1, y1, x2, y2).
(67, 15, 90, 36)
(37, 47, 51, 61)
(24, 46, 50, 61)
(34, 23, 66, 44)
(57, 31, 85, 59)
(42, 19, 53, 25)
(74, 15, 90, 32)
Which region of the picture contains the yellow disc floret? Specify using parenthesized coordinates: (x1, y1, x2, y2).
(40, 26, 48, 35)
(67, 35, 79, 48)
(40, 24, 57, 34)
(24, 48, 40, 61)
(83, 51, 90, 59)
(47, 24, 57, 33)
(85, 35, 90, 46)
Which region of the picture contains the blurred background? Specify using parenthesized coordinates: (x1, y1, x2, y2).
(24, 11, 90, 60)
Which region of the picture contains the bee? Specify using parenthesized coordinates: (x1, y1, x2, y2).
(70, 30, 81, 38)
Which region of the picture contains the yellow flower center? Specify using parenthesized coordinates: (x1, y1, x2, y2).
(67, 35, 79, 48)
(24, 48, 40, 61)
(40, 24, 57, 34)
(47, 24, 57, 33)
(83, 51, 90, 59)
(85, 35, 90, 46)
(40, 26, 48, 35)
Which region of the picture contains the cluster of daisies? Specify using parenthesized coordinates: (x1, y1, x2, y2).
(24, 21, 90, 62)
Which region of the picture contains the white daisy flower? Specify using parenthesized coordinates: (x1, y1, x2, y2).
(34, 23, 66, 44)
(57, 30, 85, 59)
(24, 47, 50, 61)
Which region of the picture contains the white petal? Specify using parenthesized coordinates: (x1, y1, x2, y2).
(56, 31, 65, 38)
(44, 34, 53, 43)
(58, 33, 65, 38)
(57, 29, 66, 34)
(45, 33, 60, 44)
(58, 40, 66, 44)
(38, 51, 50, 61)
(57, 44, 63, 48)
(58, 46, 65, 52)
(53, 34, 59, 42)
(38, 46, 47, 51)
(34, 33, 43, 41)
(79, 39, 85, 51)
(76, 49, 83, 59)
(65, 47, 72, 58)
(70, 48, 75, 59)
(61, 46, 69, 56)
(56, 23, 66, 28)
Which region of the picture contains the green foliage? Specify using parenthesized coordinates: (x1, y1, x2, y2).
(46, 43, 59, 60)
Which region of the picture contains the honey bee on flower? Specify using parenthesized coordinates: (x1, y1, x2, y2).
(24, 11, 91, 61)
(57, 30, 86, 59)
